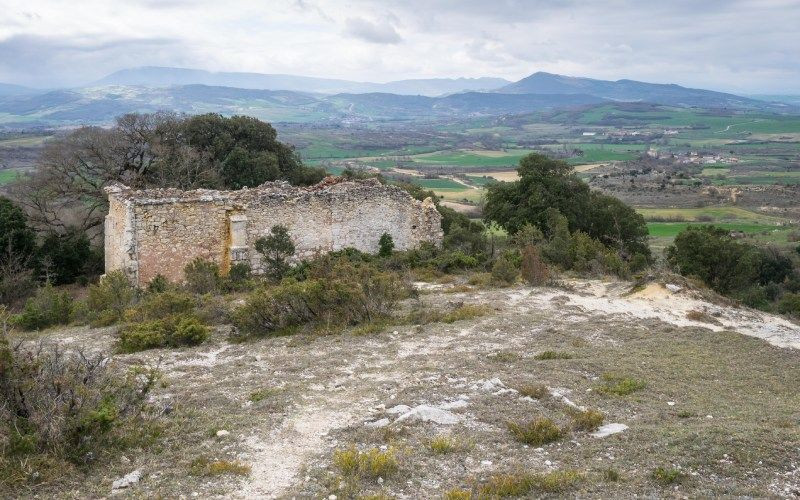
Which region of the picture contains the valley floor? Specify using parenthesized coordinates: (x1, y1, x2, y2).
(12, 279, 800, 498)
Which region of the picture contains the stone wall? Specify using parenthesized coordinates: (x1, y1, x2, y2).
(104, 177, 443, 286)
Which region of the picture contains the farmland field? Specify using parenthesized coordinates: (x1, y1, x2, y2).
(412, 178, 469, 191)
(408, 149, 537, 167)
(635, 206, 785, 223)
(0, 168, 23, 185)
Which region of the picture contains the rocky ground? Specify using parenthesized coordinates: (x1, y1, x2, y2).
(11, 278, 800, 499)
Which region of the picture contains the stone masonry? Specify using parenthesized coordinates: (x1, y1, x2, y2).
(104, 177, 443, 286)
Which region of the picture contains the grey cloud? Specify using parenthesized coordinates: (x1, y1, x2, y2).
(0, 34, 188, 87)
(344, 17, 402, 44)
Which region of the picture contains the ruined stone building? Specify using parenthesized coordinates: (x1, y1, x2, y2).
(104, 177, 443, 287)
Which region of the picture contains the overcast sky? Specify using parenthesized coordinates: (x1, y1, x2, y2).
(1, 0, 798, 93)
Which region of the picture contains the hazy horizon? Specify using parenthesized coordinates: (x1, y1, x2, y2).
(1, 0, 799, 94)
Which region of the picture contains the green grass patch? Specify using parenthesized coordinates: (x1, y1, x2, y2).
(0, 169, 23, 185)
(413, 178, 468, 191)
(596, 374, 646, 396)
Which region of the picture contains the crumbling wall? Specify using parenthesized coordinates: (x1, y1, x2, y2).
(104, 178, 443, 286)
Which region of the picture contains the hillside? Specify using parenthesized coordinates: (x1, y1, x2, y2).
(0, 70, 794, 127)
(94, 66, 511, 96)
(0, 85, 610, 125)
(499, 72, 774, 109)
(8, 277, 800, 498)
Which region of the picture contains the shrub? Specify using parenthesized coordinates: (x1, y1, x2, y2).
(333, 446, 398, 479)
(433, 251, 479, 273)
(254, 225, 295, 280)
(652, 467, 685, 485)
(378, 233, 395, 257)
(85, 271, 136, 326)
(520, 245, 549, 286)
(491, 255, 518, 285)
(0, 339, 157, 480)
(224, 262, 252, 291)
(667, 226, 795, 297)
(118, 320, 169, 352)
(570, 409, 604, 431)
(0, 197, 36, 267)
(118, 313, 208, 353)
(147, 274, 170, 293)
(233, 257, 408, 337)
(14, 284, 73, 331)
(37, 229, 103, 285)
(184, 258, 221, 294)
(776, 293, 800, 316)
(124, 290, 197, 323)
(0, 252, 36, 306)
(195, 294, 232, 325)
(507, 417, 563, 445)
(172, 316, 210, 346)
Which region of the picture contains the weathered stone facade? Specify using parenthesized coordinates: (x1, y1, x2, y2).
(104, 177, 443, 286)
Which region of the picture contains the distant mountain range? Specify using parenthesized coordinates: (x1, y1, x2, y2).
(0, 67, 794, 127)
(93, 66, 511, 96)
(497, 72, 767, 109)
(0, 83, 37, 97)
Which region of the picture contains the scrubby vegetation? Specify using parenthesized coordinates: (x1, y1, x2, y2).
(668, 225, 800, 315)
(233, 252, 410, 337)
(14, 284, 74, 331)
(0, 315, 159, 487)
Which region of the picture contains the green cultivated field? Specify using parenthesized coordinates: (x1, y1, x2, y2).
(0, 169, 23, 185)
(647, 222, 783, 238)
(636, 206, 785, 223)
(413, 178, 468, 191)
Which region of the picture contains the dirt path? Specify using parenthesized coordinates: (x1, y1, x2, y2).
(237, 402, 364, 498)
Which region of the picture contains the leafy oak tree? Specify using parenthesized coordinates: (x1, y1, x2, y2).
(484, 153, 649, 258)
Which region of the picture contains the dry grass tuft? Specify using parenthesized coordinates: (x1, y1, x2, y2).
(190, 457, 251, 476)
(442, 488, 472, 499)
(516, 383, 549, 399)
(534, 350, 573, 360)
(478, 470, 582, 496)
(333, 446, 398, 479)
(570, 409, 604, 431)
(686, 310, 722, 325)
(507, 417, 563, 446)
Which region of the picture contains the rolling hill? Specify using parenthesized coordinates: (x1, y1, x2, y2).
(94, 67, 511, 97)
(498, 72, 774, 109)
(0, 69, 795, 127)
